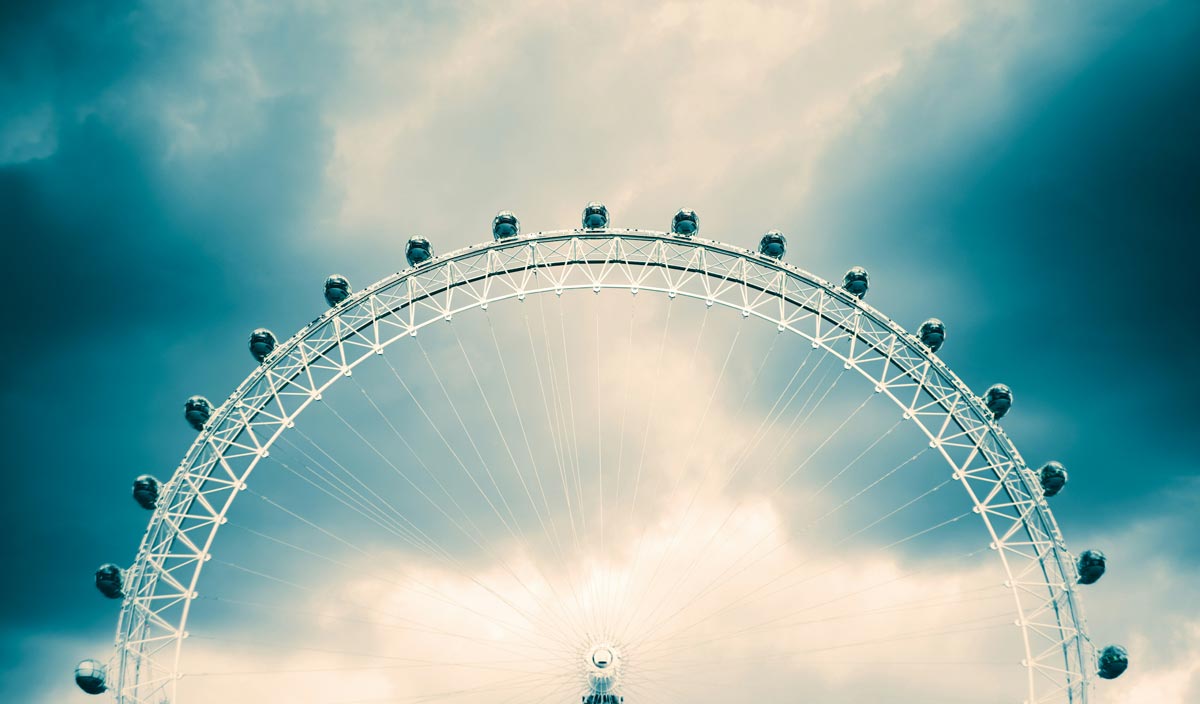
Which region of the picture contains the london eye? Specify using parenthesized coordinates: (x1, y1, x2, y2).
(77, 204, 1127, 703)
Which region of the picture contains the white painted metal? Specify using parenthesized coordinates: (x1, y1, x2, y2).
(113, 230, 1093, 703)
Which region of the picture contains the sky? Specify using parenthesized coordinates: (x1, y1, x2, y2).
(1, 0, 1198, 702)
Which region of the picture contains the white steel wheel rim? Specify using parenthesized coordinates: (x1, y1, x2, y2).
(114, 230, 1093, 703)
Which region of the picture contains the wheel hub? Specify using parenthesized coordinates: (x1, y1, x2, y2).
(584, 643, 622, 702)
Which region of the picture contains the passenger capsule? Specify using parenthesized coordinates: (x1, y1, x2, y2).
(984, 383, 1013, 420)
(184, 395, 213, 431)
(95, 563, 124, 599)
(132, 474, 161, 510)
(248, 328, 277, 363)
(842, 266, 869, 299)
(75, 659, 107, 694)
(1077, 549, 1107, 585)
(918, 318, 946, 352)
(758, 230, 787, 259)
(671, 208, 699, 236)
(406, 235, 434, 266)
(323, 274, 352, 307)
(1097, 644, 1129, 679)
(492, 210, 520, 239)
(1038, 461, 1068, 497)
(582, 202, 610, 230)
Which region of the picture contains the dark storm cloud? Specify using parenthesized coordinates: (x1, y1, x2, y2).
(2, 2, 339, 344)
(805, 0, 1200, 525)
(4, 0, 1199, 700)
(1, 3, 338, 698)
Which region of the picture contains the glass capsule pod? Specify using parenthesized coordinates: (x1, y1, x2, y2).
(1097, 644, 1129, 679)
(324, 274, 352, 307)
(984, 383, 1013, 420)
(492, 210, 520, 240)
(75, 659, 107, 694)
(758, 230, 787, 259)
(671, 208, 699, 236)
(406, 236, 434, 266)
(132, 474, 161, 510)
(248, 328, 277, 363)
(582, 202, 610, 230)
(94, 563, 124, 599)
(184, 395, 213, 431)
(1077, 549, 1107, 585)
(843, 266, 869, 299)
(918, 318, 946, 352)
(1038, 461, 1068, 497)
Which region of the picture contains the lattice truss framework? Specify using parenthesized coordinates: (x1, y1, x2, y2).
(114, 231, 1095, 703)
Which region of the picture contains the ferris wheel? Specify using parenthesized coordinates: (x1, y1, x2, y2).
(75, 203, 1129, 703)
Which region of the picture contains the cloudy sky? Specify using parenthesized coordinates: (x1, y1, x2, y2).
(2, 0, 1198, 702)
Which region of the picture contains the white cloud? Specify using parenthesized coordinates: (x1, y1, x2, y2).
(168, 298, 1037, 703)
(1075, 510, 1200, 704)
(318, 0, 977, 241)
(25, 2, 1195, 702)
(179, 486, 1019, 703)
(1104, 627, 1199, 704)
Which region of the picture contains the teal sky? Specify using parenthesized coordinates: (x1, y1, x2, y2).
(2, 1, 1198, 701)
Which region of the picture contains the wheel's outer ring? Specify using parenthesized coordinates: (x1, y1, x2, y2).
(114, 230, 1092, 703)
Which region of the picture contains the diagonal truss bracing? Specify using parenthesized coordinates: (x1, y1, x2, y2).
(114, 230, 1093, 703)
